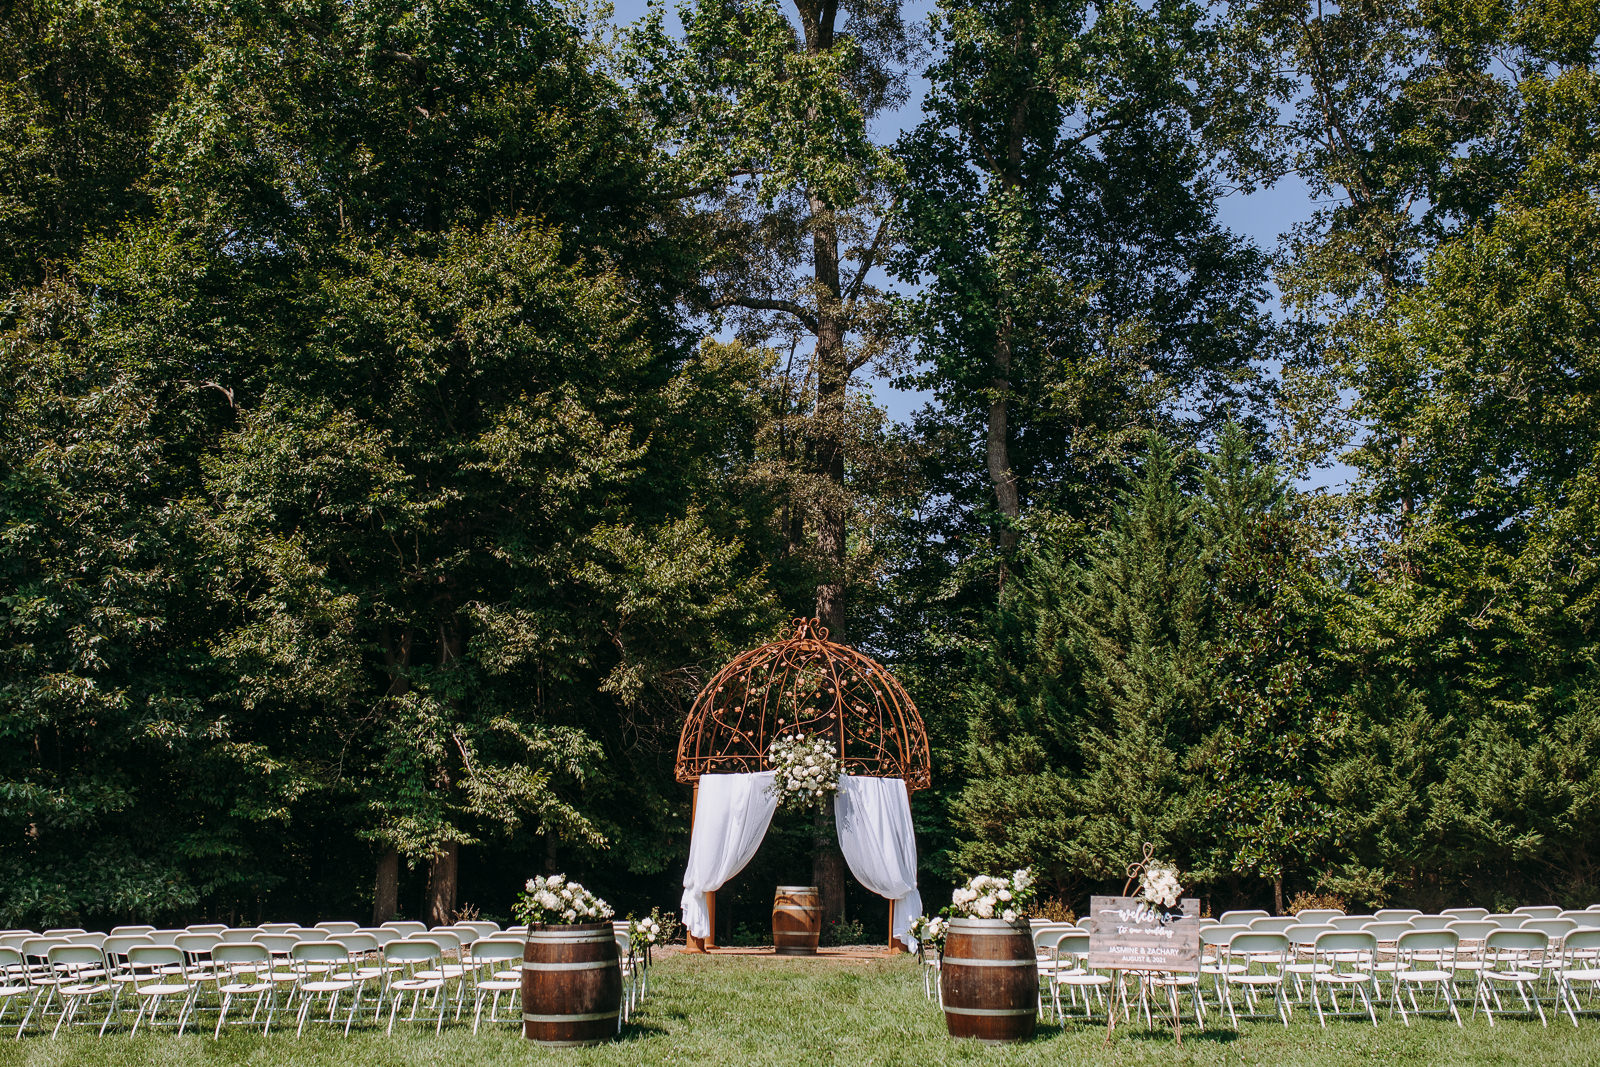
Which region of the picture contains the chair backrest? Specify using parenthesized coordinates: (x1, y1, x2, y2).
(103, 934, 154, 960)
(1484, 929, 1547, 955)
(457, 921, 500, 942)
(1562, 929, 1600, 958)
(1313, 931, 1376, 962)
(1396, 929, 1458, 959)
(212, 942, 270, 966)
(1588, 904, 1600, 913)
(43, 928, 86, 936)
(252, 933, 300, 955)
(1373, 909, 1421, 921)
(109, 925, 156, 936)
(331, 933, 379, 954)
(1296, 908, 1344, 923)
(1226, 933, 1290, 962)
(0, 934, 35, 953)
(186, 923, 227, 934)
(1488, 914, 1527, 929)
(1201, 925, 1246, 948)
(1247, 916, 1296, 933)
(1570, 913, 1600, 930)
(1330, 916, 1375, 931)
(67, 932, 107, 948)
(290, 941, 351, 968)
(315, 921, 359, 934)
(1032, 924, 1071, 952)
(382, 921, 427, 936)
(175, 933, 220, 958)
(145, 929, 187, 947)
(1447, 921, 1497, 942)
(0, 947, 22, 969)
(259, 923, 299, 933)
(360, 927, 401, 947)
(383, 939, 443, 965)
(284, 927, 321, 940)
(219, 928, 266, 943)
(1408, 915, 1454, 931)
(127, 945, 186, 972)
(1284, 923, 1332, 948)
(1219, 909, 1269, 925)
(1441, 907, 1488, 921)
(472, 938, 525, 963)
(1360, 921, 1413, 943)
(426, 928, 463, 954)
(1522, 919, 1576, 941)
(1074, 916, 1093, 929)
(1513, 905, 1561, 919)
(47, 943, 106, 970)
(21, 937, 65, 962)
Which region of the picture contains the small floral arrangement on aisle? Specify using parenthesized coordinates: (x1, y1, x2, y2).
(515, 873, 614, 926)
(909, 914, 949, 954)
(1137, 860, 1183, 912)
(950, 868, 1036, 923)
(765, 732, 842, 811)
(628, 912, 662, 954)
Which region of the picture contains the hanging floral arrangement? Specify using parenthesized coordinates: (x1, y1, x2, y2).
(765, 732, 842, 811)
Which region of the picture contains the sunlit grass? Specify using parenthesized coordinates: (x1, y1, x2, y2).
(3, 951, 1599, 1065)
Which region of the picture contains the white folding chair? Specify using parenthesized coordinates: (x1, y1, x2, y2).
(209, 942, 278, 1038)
(289, 941, 364, 1036)
(466, 939, 524, 1033)
(1390, 930, 1461, 1027)
(1556, 928, 1600, 1026)
(125, 945, 200, 1036)
(1221, 932, 1292, 1026)
(1475, 929, 1549, 1027)
(379, 939, 449, 1035)
(1308, 931, 1378, 1026)
(1042, 931, 1112, 1023)
(45, 944, 113, 1039)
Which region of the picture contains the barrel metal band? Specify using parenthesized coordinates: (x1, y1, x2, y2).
(522, 1010, 619, 1023)
(524, 931, 613, 944)
(522, 960, 617, 972)
(774, 906, 819, 913)
(943, 957, 1037, 968)
(941, 1006, 1037, 1016)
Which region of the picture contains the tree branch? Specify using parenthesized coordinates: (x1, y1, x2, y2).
(713, 294, 820, 333)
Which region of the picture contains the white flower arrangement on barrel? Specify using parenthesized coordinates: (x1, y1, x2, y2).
(515, 873, 614, 926)
(765, 732, 842, 811)
(949, 867, 1037, 924)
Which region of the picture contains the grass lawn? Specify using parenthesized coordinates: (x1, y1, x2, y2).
(4, 950, 1600, 1066)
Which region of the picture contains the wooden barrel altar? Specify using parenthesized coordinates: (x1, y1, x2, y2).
(939, 917, 1038, 1042)
(773, 885, 822, 955)
(521, 923, 622, 1046)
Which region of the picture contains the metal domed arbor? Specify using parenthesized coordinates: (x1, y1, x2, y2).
(675, 618, 931, 791)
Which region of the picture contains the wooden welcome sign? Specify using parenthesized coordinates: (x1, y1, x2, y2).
(1087, 895, 1201, 972)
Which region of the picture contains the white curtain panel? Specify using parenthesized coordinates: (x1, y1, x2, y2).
(680, 771, 779, 938)
(834, 774, 923, 949)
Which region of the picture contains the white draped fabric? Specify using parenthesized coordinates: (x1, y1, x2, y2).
(680, 771, 778, 938)
(834, 774, 922, 949)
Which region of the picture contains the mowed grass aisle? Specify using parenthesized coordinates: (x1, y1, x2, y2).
(4, 952, 1600, 1066)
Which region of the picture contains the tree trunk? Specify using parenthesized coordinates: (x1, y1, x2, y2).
(372, 848, 400, 925)
(987, 322, 1020, 549)
(809, 191, 848, 637)
(812, 801, 846, 932)
(426, 841, 459, 926)
(1273, 874, 1284, 916)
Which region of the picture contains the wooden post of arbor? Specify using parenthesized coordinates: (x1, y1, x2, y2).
(686, 781, 710, 953)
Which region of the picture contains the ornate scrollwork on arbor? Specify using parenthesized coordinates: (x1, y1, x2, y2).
(675, 618, 931, 791)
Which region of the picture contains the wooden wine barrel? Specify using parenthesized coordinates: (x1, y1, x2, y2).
(521, 923, 622, 1046)
(773, 885, 822, 955)
(939, 917, 1038, 1042)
